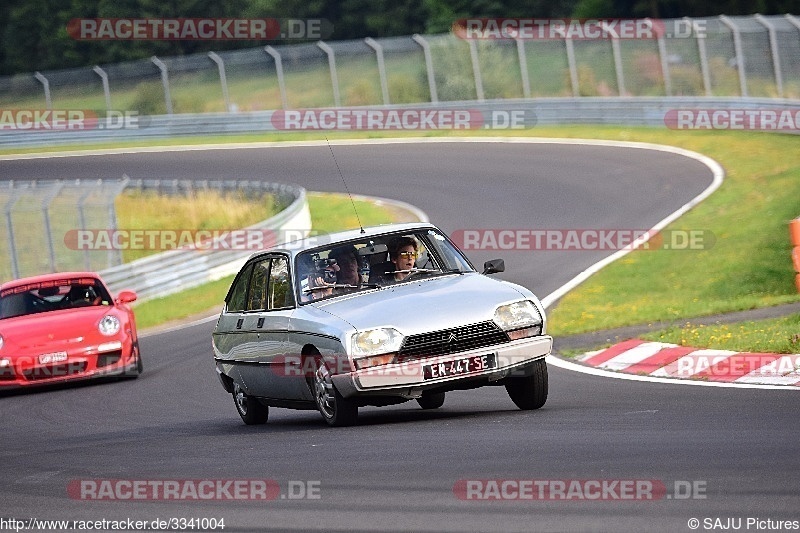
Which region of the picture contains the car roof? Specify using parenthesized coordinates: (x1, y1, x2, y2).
(0, 272, 103, 292)
(248, 221, 439, 261)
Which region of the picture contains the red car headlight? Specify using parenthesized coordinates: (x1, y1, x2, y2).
(0, 334, 4, 351)
(98, 315, 121, 336)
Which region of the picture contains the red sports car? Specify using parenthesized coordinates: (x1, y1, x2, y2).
(0, 272, 141, 388)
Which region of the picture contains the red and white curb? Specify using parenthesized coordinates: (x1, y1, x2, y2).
(579, 339, 800, 386)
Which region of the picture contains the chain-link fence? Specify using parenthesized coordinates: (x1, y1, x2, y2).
(0, 179, 297, 283)
(0, 15, 797, 116)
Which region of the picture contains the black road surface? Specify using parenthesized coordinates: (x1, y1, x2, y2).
(1, 141, 797, 533)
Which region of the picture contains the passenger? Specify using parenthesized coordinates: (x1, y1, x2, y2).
(299, 255, 338, 302)
(328, 244, 360, 288)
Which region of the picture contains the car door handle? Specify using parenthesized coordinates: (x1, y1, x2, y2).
(257, 317, 265, 328)
(236, 318, 244, 329)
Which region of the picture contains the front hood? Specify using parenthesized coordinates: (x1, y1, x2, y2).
(312, 273, 529, 336)
(0, 307, 116, 351)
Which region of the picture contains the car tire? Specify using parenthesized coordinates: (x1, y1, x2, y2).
(308, 354, 358, 427)
(233, 382, 269, 425)
(416, 391, 445, 410)
(505, 359, 548, 410)
(121, 344, 142, 379)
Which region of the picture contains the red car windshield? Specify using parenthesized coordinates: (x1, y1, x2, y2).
(0, 278, 113, 319)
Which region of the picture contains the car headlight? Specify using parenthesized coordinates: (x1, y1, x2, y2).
(98, 315, 121, 336)
(493, 301, 543, 340)
(0, 357, 9, 368)
(351, 328, 404, 369)
(0, 334, 4, 351)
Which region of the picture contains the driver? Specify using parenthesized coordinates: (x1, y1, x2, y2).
(388, 237, 418, 282)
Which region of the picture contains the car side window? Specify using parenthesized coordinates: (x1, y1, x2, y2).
(268, 256, 293, 309)
(247, 259, 271, 311)
(226, 263, 253, 313)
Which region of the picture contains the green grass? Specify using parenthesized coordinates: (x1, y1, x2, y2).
(539, 126, 800, 336)
(131, 192, 407, 330)
(116, 189, 279, 262)
(640, 314, 800, 355)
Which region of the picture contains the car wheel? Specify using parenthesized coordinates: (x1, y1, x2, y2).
(121, 344, 142, 379)
(232, 382, 269, 425)
(309, 355, 358, 427)
(505, 359, 548, 410)
(416, 391, 445, 409)
(135, 343, 143, 374)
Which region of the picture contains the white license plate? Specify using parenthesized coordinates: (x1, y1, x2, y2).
(39, 351, 68, 364)
(423, 354, 497, 380)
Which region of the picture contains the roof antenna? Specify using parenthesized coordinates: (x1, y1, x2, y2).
(325, 135, 365, 234)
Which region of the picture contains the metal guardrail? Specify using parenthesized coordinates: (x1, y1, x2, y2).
(1, 97, 798, 147)
(100, 183, 310, 301)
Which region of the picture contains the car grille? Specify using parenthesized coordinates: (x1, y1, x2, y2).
(23, 362, 88, 381)
(397, 321, 509, 361)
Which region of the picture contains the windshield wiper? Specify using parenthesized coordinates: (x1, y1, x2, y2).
(391, 268, 440, 275)
(304, 283, 381, 293)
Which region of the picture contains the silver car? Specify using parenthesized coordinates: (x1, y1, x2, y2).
(212, 222, 552, 426)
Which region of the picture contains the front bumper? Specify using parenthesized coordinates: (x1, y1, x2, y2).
(0, 340, 138, 388)
(332, 335, 552, 399)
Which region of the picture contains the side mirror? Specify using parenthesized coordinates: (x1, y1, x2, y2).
(482, 259, 505, 275)
(116, 290, 138, 304)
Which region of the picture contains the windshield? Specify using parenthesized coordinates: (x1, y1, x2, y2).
(296, 228, 474, 303)
(0, 277, 113, 319)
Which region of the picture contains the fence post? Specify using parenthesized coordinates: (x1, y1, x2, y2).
(719, 15, 747, 97)
(107, 176, 130, 268)
(77, 181, 96, 271)
(468, 40, 485, 101)
(688, 17, 712, 96)
(754, 14, 784, 98)
(151, 56, 173, 115)
(515, 38, 531, 99)
(649, 18, 672, 96)
(3, 182, 21, 279)
(365, 37, 390, 105)
(34, 72, 52, 110)
(208, 52, 232, 112)
(604, 21, 627, 96)
(93, 66, 112, 113)
(41, 181, 64, 273)
(565, 37, 579, 96)
(316, 41, 341, 107)
(412, 34, 438, 103)
(264, 46, 288, 110)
